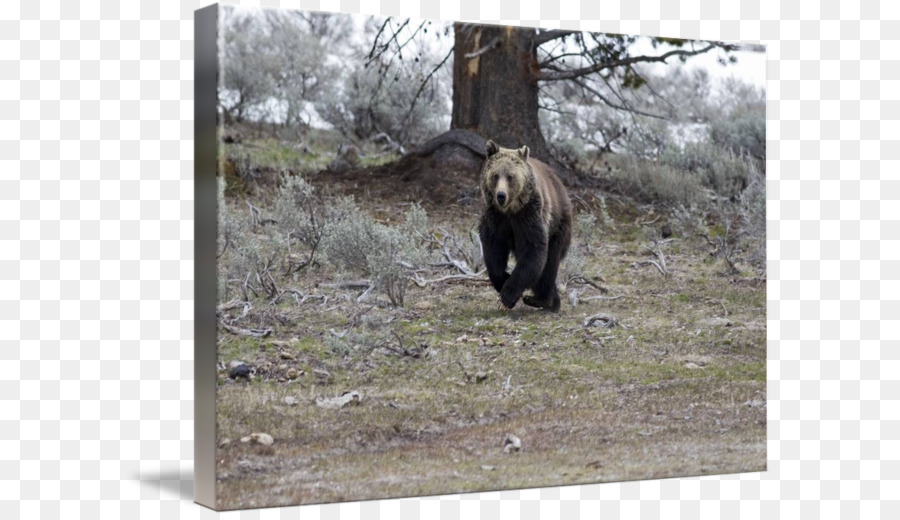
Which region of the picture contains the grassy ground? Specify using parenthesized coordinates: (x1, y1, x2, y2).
(213, 136, 766, 510)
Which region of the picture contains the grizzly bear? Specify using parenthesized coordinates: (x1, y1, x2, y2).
(478, 140, 573, 312)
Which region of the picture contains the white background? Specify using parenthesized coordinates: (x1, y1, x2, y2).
(2, 0, 897, 518)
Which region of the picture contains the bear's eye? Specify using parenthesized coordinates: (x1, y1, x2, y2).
(493, 173, 499, 181)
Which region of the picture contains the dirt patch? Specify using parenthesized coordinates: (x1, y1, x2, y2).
(307, 142, 484, 211)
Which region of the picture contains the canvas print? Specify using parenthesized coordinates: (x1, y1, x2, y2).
(195, 3, 766, 510)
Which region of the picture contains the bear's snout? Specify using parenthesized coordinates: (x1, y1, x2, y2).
(496, 192, 507, 206)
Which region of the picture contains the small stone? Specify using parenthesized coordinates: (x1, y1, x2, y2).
(218, 438, 231, 448)
(503, 434, 521, 453)
(283, 396, 298, 406)
(316, 390, 361, 409)
(660, 223, 672, 238)
(240, 432, 274, 446)
(229, 364, 252, 380)
(704, 317, 733, 327)
(279, 350, 296, 361)
(481, 465, 496, 471)
(684, 362, 702, 370)
(285, 368, 299, 380)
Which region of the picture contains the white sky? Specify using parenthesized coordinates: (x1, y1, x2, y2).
(626, 36, 766, 91)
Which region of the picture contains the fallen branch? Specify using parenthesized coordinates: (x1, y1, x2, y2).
(425, 227, 481, 276)
(271, 289, 326, 306)
(634, 259, 667, 277)
(411, 270, 487, 287)
(568, 288, 623, 307)
(708, 298, 729, 316)
(566, 275, 609, 292)
(581, 295, 624, 302)
(635, 241, 670, 278)
(382, 330, 425, 359)
(694, 225, 740, 275)
(570, 194, 591, 212)
(583, 313, 618, 328)
(356, 283, 376, 303)
(245, 201, 276, 227)
(319, 280, 372, 290)
(370, 132, 407, 156)
(220, 322, 272, 338)
(217, 299, 251, 320)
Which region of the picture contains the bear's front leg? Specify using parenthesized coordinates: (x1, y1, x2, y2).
(499, 281, 523, 310)
(501, 219, 548, 309)
(479, 210, 512, 294)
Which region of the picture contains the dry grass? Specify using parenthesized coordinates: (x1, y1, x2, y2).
(213, 192, 766, 510)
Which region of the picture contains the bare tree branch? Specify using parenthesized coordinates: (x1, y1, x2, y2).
(366, 17, 392, 62)
(401, 47, 453, 128)
(533, 29, 575, 47)
(538, 51, 590, 67)
(539, 43, 723, 81)
(398, 21, 428, 56)
(572, 77, 668, 120)
(365, 18, 410, 66)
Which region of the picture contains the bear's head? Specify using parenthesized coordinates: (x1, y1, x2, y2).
(481, 140, 534, 214)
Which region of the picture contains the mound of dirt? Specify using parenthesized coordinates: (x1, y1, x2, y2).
(311, 143, 483, 207)
(308, 129, 587, 210)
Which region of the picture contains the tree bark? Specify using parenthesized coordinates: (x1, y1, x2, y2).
(347, 22, 581, 199)
(451, 23, 551, 160)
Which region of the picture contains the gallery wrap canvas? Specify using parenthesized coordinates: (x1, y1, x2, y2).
(195, 3, 766, 511)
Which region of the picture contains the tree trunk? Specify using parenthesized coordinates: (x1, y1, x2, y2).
(352, 23, 580, 202)
(451, 23, 550, 160)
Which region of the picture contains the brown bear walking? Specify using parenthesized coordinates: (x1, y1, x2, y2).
(478, 140, 573, 312)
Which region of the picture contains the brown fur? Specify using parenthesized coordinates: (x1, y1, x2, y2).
(478, 140, 573, 311)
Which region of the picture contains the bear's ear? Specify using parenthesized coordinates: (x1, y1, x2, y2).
(486, 140, 499, 157)
(518, 145, 530, 161)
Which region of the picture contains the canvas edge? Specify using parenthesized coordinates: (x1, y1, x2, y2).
(193, 2, 219, 511)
